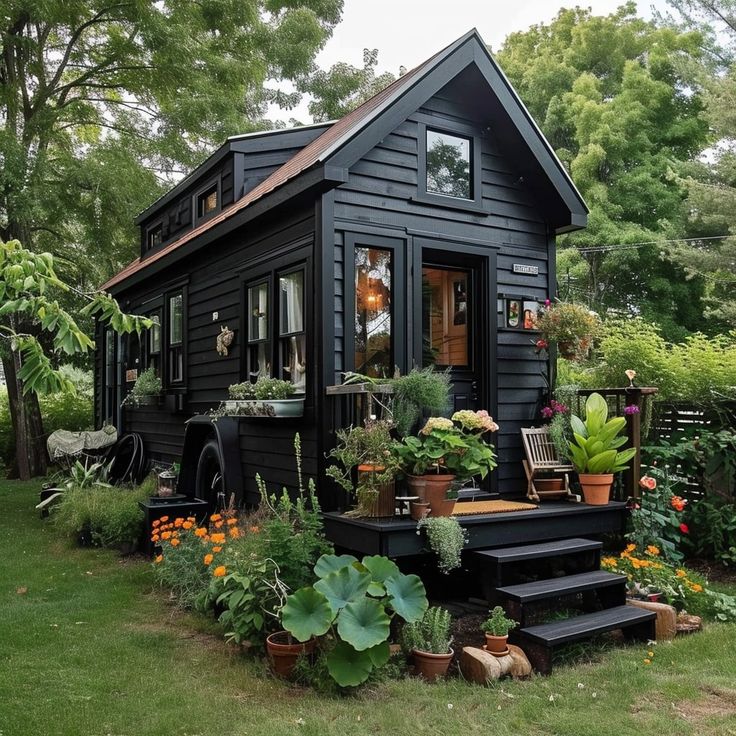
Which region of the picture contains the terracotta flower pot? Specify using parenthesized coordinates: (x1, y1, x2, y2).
(410, 500, 431, 521)
(412, 648, 454, 681)
(534, 477, 565, 493)
(357, 465, 395, 517)
(419, 474, 456, 516)
(266, 631, 316, 679)
(405, 475, 427, 498)
(484, 633, 509, 656)
(578, 473, 614, 505)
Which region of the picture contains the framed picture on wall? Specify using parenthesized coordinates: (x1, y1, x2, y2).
(498, 294, 544, 331)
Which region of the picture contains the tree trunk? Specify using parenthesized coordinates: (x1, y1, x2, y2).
(2, 351, 47, 479)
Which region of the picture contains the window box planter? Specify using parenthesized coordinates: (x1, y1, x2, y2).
(223, 397, 305, 418)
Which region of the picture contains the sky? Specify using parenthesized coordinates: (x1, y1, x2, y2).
(277, 0, 672, 123)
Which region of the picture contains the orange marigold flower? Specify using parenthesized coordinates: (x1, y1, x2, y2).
(643, 658, 651, 665)
(160, 516, 169, 523)
(214, 520, 224, 529)
(249, 526, 260, 534)
(229, 527, 241, 539)
(151, 534, 160, 543)
(204, 553, 214, 565)
(210, 513, 222, 522)
(161, 531, 172, 540)
(676, 569, 687, 578)
(152, 519, 161, 528)
(210, 533, 226, 544)
(227, 518, 238, 526)
(213, 565, 226, 577)
(646, 545, 660, 556)
(690, 583, 703, 593)
(155, 555, 163, 563)
(212, 546, 223, 553)
(625, 543, 636, 553)
(170, 538, 180, 547)
(182, 521, 193, 530)
(194, 527, 207, 538)
(174, 518, 183, 528)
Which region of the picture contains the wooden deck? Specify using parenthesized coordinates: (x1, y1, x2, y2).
(322, 501, 628, 557)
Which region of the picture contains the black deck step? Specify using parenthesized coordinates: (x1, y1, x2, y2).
(496, 570, 625, 604)
(519, 605, 656, 646)
(475, 537, 602, 564)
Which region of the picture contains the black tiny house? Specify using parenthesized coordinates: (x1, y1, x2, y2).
(97, 30, 596, 524)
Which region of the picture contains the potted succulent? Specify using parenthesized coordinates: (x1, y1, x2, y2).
(393, 410, 499, 516)
(325, 419, 400, 517)
(536, 301, 601, 361)
(225, 377, 304, 417)
(123, 367, 161, 407)
(568, 392, 637, 505)
(402, 606, 454, 681)
(481, 606, 518, 656)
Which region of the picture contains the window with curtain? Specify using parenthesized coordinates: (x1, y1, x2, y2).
(168, 293, 183, 383)
(279, 270, 306, 393)
(147, 311, 161, 375)
(247, 281, 271, 380)
(354, 247, 392, 377)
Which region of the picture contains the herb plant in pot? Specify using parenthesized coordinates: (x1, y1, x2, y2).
(481, 606, 517, 656)
(123, 367, 161, 407)
(326, 420, 400, 517)
(401, 606, 454, 681)
(568, 392, 637, 505)
(226, 377, 303, 417)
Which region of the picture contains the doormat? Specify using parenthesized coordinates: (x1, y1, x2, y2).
(452, 500, 538, 515)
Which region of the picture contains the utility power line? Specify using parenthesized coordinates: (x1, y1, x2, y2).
(565, 234, 733, 254)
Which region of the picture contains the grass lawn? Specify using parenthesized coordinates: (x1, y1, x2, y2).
(1, 479, 736, 736)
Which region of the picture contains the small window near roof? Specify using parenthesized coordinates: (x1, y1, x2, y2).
(426, 129, 472, 200)
(147, 224, 162, 250)
(197, 184, 218, 219)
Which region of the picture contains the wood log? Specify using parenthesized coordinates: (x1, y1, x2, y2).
(507, 644, 533, 679)
(459, 646, 532, 684)
(626, 599, 677, 641)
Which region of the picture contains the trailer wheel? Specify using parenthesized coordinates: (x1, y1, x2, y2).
(195, 439, 224, 509)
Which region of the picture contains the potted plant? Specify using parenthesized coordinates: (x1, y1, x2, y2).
(325, 420, 400, 517)
(225, 377, 304, 417)
(123, 367, 161, 407)
(390, 367, 451, 437)
(416, 516, 468, 574)
(481, 606, 518, 656)
(401, 606, 454, 681)
(536, 301, 601, 361)
(568, 392, 637, 505)
(265, 630, 317, 679)
(393, 410, 499, 516)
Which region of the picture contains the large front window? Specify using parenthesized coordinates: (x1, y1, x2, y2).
(354, 247, 392, 378)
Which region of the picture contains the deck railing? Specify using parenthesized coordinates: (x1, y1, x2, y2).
(576, 387, 658, 501)
(325, 383, 395, 432)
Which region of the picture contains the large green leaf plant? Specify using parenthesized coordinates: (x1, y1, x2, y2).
(281, 553, 428, 687)
(568, 392, 637, 474)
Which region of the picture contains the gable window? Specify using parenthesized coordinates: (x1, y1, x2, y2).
(196, 183, 218, 220)
(426, 129, 472, 200)
(147, 223, 163, 250)
(247, 281, 271, 380)
(354, 247, 392, 378)
(168, 292, 183, 383)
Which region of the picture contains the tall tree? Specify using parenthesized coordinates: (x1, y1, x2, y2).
(496, 2, 711, 338)
(664, 1, 736, 328)
(0, 1, 342, 476)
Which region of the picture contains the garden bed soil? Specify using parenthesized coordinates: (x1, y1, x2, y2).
(686, 559, 736, 586)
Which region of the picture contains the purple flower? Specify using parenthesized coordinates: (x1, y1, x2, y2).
(623, 405, 640, 415)
(541, 406, 554, 419)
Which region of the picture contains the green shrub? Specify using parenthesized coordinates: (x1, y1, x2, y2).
(391, 367, 451, 436)
(54, 476, 153, 549)
(401, 605, 453, 654)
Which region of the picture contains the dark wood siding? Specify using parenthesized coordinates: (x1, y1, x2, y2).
(331, 82, 552, 496)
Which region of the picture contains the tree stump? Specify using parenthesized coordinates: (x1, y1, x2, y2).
(459, 646, 532, 684)
(626, 599, 677, 641)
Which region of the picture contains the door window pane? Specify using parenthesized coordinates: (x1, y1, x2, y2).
(279, 271, 304, 335)
(426, 130, 471, 199)
(355, 247, 392, 378)
(422, 267, 470, 367)
(248, 283, 269, 340)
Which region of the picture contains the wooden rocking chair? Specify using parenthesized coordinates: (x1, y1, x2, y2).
(521, 427, 580, 503)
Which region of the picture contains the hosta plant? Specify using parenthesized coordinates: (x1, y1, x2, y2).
(281, 553, 428, 687)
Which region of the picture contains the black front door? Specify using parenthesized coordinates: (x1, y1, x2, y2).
(420, 250, 488, 412)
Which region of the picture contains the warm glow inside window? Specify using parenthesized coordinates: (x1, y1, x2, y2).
(197, 185, 218, 218)
(426, 130, 471, 199)
(354, 247, 392, 378)
(422, 266, 470, 367)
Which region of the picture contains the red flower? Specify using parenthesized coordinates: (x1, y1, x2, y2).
(679, 523, 689, 534)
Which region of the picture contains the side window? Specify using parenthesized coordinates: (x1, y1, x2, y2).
(354, 247, 392, 378)
(425, 129, 472, 200)
(147, 223, 162, 251)
(278, 270, 306, 393)
(147, 311, 161, 375)
(247, 281, 271, 380)
(168, 292, 183, 384)
(196, 181, 219, 222)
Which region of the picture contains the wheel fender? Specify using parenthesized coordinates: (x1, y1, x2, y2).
(178, 415, 243, 503)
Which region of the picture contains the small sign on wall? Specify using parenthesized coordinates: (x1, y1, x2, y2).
(125, 369, 138, 383)
(513, 263, 539, 276)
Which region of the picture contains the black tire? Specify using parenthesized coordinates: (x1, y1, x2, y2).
(195, 439, 224, 509)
